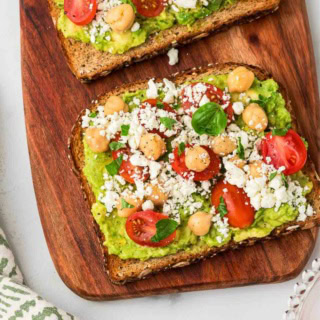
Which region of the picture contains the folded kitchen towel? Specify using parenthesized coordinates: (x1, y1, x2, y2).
(0, 228, 78, 319)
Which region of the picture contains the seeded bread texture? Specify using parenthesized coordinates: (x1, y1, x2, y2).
(48, 0, 280, 82)
(68, 63, 320, 284)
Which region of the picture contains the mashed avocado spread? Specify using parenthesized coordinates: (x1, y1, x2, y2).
(82, 73, 313, 260)
(54, 0, 236, 54)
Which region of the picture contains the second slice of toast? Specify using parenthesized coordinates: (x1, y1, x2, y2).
(48, 0, 280, 82)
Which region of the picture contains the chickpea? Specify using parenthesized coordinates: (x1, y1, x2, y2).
(227, 66, 255, 93)
(188, 211, 212, 236)
(229, 155, 246, 169)
(185, 146, 210, 172)
(242, 103, 268, 132)
(139, 133, 166, 160)
(104, 96, 128, 115)
(211, 136, 236, 156)
(145, 184, 168, 206)
(249, 161, 264, 178)
(106, 4, 135, 33)
(116, 194, 143, 218)
(85, 128, 109, 153)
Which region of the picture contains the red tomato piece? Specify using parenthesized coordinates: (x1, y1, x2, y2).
(126, 211, 176, 247)
(132, 0, 164, 17)
(139, 99, 177, 138)
(211, 181, 255, 229)
(112, 147, 149, 184)
(261, 129, 307, 176)
(180, 83, 233, 121)
(64, 0, 97, 26)
(171, 145, 221, 181)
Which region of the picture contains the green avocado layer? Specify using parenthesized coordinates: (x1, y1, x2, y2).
(82, 74, 312, 261)
(54, 0, 236, 54)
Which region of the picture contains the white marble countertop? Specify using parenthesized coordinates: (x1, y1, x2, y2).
(0, 1, 319, 319)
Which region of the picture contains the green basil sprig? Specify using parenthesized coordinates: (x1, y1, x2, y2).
(160, 117, 176, 130)
(109, 141, 125, 151)
(121, 199, 134, 209)
(151, 219, 178, 243)
(121, 125, 130, 136)
(178, 142, 186, 156)
(105, 154, 123, 176)
(218, 196, 228, 218)
(191, 102, 227, 136)
(237, 137, 245, 160)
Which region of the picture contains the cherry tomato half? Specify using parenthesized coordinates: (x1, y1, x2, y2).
(211, 181, 255, 229)
(171, 145, 221, 181)
(112, 147, 149, 184)
(132, 0, 164, 18)
(65, 0, 97, 26)
(180, 83, 233, 121)
(261, 129, 307, 176)
(126, 211, 176, 247)
(139, 99, 177, 138)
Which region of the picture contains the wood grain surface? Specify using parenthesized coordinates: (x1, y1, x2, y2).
(20, 0, 319, 300)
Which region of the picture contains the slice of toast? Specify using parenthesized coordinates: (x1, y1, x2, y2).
(48, 0, 280, 82)
(69, 62, 320, 284)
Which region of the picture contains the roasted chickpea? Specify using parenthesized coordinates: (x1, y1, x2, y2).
(85, 128, 109, 153)
(229, 155, 246, 169)
(188, 211, 212, 236)
(227, 66, 255, 93)
(104, 96, 128, 115)
(211, 135, 236, 156)
(185, 146, 210, 172)
(145, 184, 168, 206)
(106, 4, 135, 33)
(249, 161, 264, 178)
(242, 103, 268, 132)
(139, 133, 166, 160)
(116, 194, 143, 218)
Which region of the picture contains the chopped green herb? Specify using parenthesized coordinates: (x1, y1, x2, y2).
(218, 196, 228, 218)
(160, 117, 176, 130)
(89, 112, 97, 118)
(151, 219, 178, 243)
(269, 172, 277, 181)
(250, 94, 269, 109)
(121, 125, 130, 136)
(109, 141, 125, 151)
(178, 142, 186, 156)
(272, 128, 288, 136)
(156, 102, 164, 109)
(172, 104, 180, 110)
(121, 198, 134, 209)
(105, 154, 123, 176)
(237, 137, 245, 160)
(281, 173, 289, 188)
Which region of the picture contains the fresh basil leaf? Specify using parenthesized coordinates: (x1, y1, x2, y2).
(105, 154, 123, 176)
(178, 142, 186, 156)
(269, 172, 277, 181)
(172, 104, 180, 110)
(191, 102, 227, 136)
(237, 137, 245, 160)
(272, 128, 288, 136)
(156, 102, 164, 109)
(109, 141, 125, 151)
(151, 219, 178, 243)
(250, 94, 269, 109)
(160, 117, 176, 130)
(281, 173, 288, 188)
(121, 198, 134, 209)
(218, 196, 228, 218)
(89, 112, 97, 118)
(121, 125, 130, 136)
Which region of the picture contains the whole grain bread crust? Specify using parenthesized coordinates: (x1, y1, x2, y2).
(48, 0, 280, 82)
(68, 62, 320, 284)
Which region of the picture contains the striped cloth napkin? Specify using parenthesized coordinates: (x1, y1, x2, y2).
(0, 228, 78, 319)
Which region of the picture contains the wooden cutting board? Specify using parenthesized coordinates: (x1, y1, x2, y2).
(20, 0, 319, 300)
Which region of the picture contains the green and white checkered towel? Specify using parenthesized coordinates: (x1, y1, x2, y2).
(0, 229, 78, 319)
